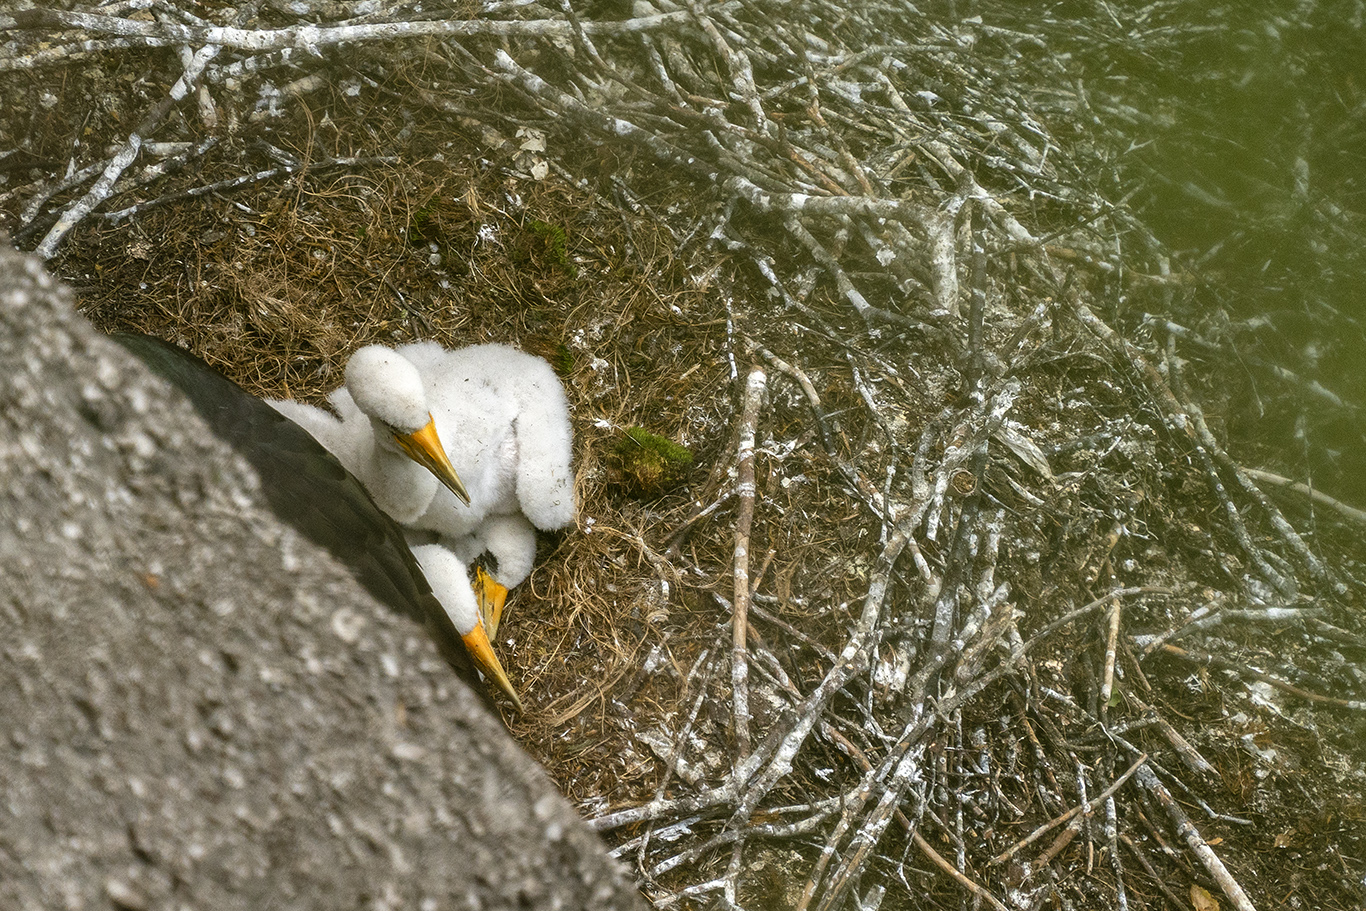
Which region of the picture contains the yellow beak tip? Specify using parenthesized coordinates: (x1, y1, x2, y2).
(461, 624, 523, 712)
(396, 418, 471, 505)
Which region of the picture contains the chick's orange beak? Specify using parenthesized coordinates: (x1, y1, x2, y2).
(394, 416, 471, 505)
(461, 619, 524, 713)
(473, 566, 509, 638)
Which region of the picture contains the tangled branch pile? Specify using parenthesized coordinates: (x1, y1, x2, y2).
(4, 1, 1364, 908)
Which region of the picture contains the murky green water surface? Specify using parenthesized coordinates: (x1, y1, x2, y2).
(1043, 1, 1365, 503)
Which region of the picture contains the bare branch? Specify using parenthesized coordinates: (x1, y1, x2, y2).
(730, 365, 767, 758)
(10, 5, 712, 51)
(1135, 764, 1259, 911)
(34, 42, 220, 258)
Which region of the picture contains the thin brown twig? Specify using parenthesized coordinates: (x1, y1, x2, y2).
(913, 832, 1010, 911)
(990, 753, 1148, 866)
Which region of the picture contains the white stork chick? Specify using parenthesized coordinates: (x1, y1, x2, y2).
(411, 543, 523, 711)
(270, 340, 575, 586)
(443, 513, 540, 591)
(400, 341, 575, 537)
(271, 346, 470, 525)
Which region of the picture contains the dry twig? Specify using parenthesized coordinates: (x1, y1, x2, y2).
(731, 365, 767, 757)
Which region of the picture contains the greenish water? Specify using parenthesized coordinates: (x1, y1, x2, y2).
(1109, 3, 1364, 329)
(999, 1, 1366, 505)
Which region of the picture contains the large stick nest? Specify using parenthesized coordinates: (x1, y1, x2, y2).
(4, 1, 1365, 908)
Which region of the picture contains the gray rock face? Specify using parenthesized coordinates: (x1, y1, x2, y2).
(0, 245, 643, 911)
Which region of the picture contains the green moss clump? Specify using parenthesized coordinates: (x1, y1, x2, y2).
(407, 203, 440, 245)
(520, 219, 578, 277)
(612, 427, 693, 496)
(552, 342, 574, 377)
